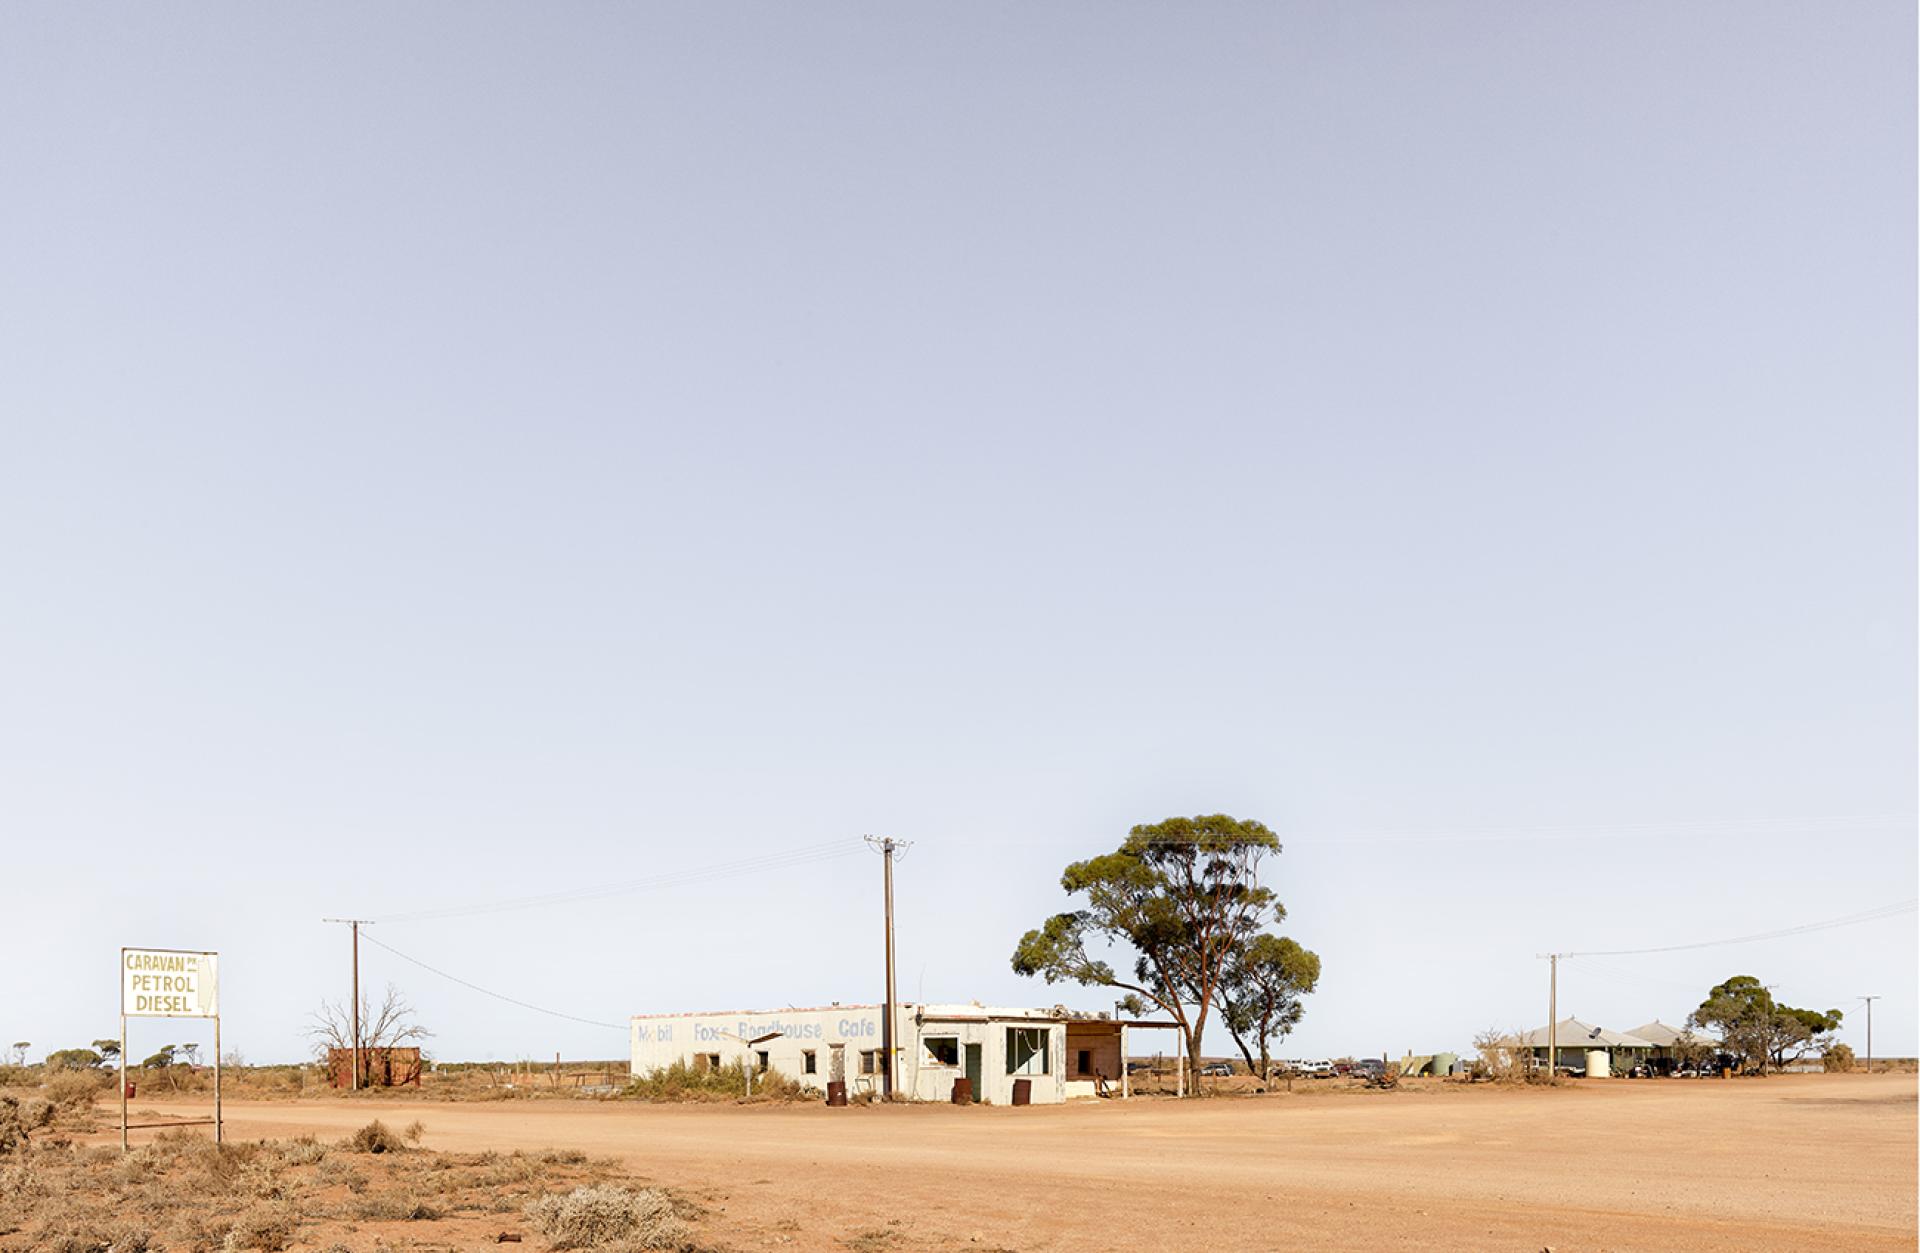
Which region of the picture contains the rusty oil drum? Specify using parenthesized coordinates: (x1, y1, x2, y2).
(1011, 1078, 1031, 1106)
(950, 1077, 972, 1104)
(825, 1080, 848, 1106)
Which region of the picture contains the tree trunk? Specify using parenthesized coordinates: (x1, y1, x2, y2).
(1228, 1028, 1258, 1076)
(1184, 1022, 1206, 1094)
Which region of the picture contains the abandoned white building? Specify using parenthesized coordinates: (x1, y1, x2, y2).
(630, 1002, 1167, 1104)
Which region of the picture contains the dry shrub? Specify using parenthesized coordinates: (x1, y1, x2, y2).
(277, 1136, 327, 1166)
(349, 1191, 441, 1221)
(47, 1070, 109, 1110)
(624, 1058, 808, 1104)
(1472, 1027, 1540, 1085)
(1822, 1043, 1856, 1073)
(226, 1202, 297, 1250)
(525, 1184, 688, 1251)
(39, 1220, 154, 1252)
(0, 1092, 54, 1153)
(343, 1119, 406, 1153)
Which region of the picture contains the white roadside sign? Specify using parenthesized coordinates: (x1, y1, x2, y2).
(121, 948, 218, 1018)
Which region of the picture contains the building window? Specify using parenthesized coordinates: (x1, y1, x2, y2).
(802, 1050, 817, 1075)
(1077, 1049, 1092, 1077)
(924, 1037, 959, 1067)
(700, 1053, 721, 1073)
(756, 1051, 770, 1073)
(1006, 1028, 1049, 1076)
(860, 1050, 877, 1075)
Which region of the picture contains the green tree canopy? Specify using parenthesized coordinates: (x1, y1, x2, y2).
(43, 1048, 104, 1071)
(1690, 976, 1842, 1071)
(1011, 814, 1282, 1089)
(1219, 933, 1321, 1080)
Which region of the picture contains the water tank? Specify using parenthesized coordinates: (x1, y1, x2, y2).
(1430, 1052, 1458, 1077)
(1585, 1048, 1610, 1079)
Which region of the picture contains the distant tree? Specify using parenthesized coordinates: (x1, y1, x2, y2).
(1011, 814, 1281, 1091)
(1690, 976, 1842, 1071)
(7, 1042, 28, 1067)
(139, 1045, 178, 1069)
(93, 1040, 122, 1064)
(178, 1043, 201, 1068)
(1669, 1029, 1717, 1070)
(307, 984, 433, 1081)
(43, 1048, 104, 1071)
(1219, 933, 1321, 1081)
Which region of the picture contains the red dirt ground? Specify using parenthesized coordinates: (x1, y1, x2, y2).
(116, 1072, 1917, 1252)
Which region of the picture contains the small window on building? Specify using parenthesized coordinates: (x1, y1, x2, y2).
(1006, 1028, 1049, 1076)
(802, 1050, 817, 1075)
(700, 1053, 721, 1073)
(1077, 1049, 1092, 1077)
(860, 1050, 877, 1075)
(756, 1050, 770, 1073)
(924, 1037, 960, 1067)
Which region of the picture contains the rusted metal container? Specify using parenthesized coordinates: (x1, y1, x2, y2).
(326, 1047, 424, 1089)
(1011, 1078, 1031, 1106)
(950, 1077, 972, 1104)
(826, 1080, 848, 1106)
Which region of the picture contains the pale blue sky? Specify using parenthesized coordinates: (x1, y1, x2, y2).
(3, 3, 1914, 1067)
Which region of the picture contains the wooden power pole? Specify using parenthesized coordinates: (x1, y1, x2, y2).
(323, 919, 374, 1090)
(864, 836, 908, 1099)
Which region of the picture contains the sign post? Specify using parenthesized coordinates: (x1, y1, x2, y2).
(119, 948, 221, 1148)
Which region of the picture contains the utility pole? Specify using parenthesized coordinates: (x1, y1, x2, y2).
(864, 836, 910, 1100)
(1861, 996, 1879, 1073)
(323, 919, 375, 1091)
(1536, 953, 1562, 1079)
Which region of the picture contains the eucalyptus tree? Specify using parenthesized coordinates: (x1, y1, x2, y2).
(1219, 932, 1321, 1081)
(1011, 814, 1281, 1089)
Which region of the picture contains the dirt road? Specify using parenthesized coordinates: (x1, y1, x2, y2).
(124, 1073, 1916, 1251)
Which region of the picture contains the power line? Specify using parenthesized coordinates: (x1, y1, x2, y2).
(1290, 813, 1912, 847)
(359, 932, 627, 1032)
(371, 838, 867, 924)
(1564, 898, 1918, 958)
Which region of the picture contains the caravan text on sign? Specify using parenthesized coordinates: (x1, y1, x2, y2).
(121, 949, 219, 1018)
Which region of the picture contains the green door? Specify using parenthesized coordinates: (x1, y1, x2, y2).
(964, 1043, 983, 1103)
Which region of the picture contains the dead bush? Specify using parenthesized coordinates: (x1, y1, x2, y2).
(46, 1070, 109, 1110)
(1472, 1027, 1540, 1085)
(342, 1119, 406, 1153)
(276, 1136, 327, 1166)
(226, 1202, 297, 1250)
(525, 1184, 688, 1251)
(0, 1092, 55, 1153)
(348, 1190, 441, 1221)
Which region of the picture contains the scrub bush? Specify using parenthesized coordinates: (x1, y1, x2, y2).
(343, 1119, 406, 1153)
(525, 1184, 688, 1250)
(624, 1058, 808, 1103)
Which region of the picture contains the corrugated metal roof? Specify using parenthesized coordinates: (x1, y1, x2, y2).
(1625, 1020, 1718, 1047)
(1513, 1018, 1656, 1048)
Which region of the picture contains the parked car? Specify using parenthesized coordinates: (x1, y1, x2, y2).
(1198, 1061, 1235, 1077)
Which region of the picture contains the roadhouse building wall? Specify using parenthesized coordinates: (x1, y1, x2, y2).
(630, 1003, 1134, 1105)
